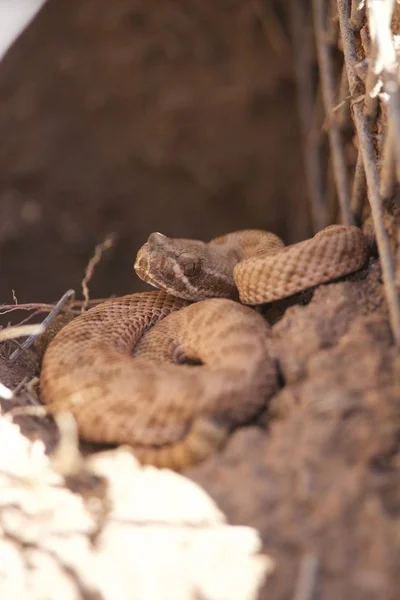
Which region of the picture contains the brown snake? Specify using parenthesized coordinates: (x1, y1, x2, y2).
(40, 225, 367, 469)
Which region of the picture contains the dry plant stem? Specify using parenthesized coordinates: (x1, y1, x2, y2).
(6, 405, 48, 419)
(364, 60, 379, 118)
(338, 0, 400, 345)
(336, 65, 352, 127)
(326, 158, 340, 223)
(50, 412, 83, 476)
(360, 23, 371, 59)
(290, 0, 327, 231)
(380, 124, 396, 198)
(367, 0, 400, 171)
(351, 151, 367, 221)
(292, 554, 320, 600)
(313, 0, 354, 225)
(0, 324, 44, 342)
(0, 302, 55, 317)
(350, 0, 366, 31)
(359, 20, 378, 115)
(327, 0, 339, 44)
(0, 298, 110, 319)
(81, 233, 115, 312)
(354, 58, 369, 81)
(9, 289, 75, 361)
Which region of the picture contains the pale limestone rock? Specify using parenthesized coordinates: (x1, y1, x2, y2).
(0, 414, 274, 600)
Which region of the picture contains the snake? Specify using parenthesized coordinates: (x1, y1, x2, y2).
(40, 225, 367, 470)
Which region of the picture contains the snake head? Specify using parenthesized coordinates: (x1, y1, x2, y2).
(134, 232, 237, 301)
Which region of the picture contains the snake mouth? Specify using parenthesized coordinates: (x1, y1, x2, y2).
(140, 271, 163, 290)
(134, 251, 166, 291)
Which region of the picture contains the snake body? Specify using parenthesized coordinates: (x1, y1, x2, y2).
(40, 225, 367, 469)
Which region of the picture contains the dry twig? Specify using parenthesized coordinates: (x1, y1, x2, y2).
(290, 0, 328, 231)
(351, 151, 367, 221)
(8, 289, 75, 361)
(338, 0, 400, 345)
(313, 0, 354, 225)
(380, 124, 396, 198)
(81, 233, 115, 312)
(367, 0, 400, 176)
(0, 324, 44, 343)
(350, 0, 366, 30)
(292, 554, 320, 600)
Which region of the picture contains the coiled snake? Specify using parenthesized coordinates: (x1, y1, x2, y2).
(40, 225, 367, 469)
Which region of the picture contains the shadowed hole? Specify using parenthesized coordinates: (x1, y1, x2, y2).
(176, 354, 204, 367)
(171, 341, 204, 366)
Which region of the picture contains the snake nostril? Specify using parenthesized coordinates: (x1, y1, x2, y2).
(134, 254, 148, 272)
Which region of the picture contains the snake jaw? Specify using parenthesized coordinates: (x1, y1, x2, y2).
(134, 249, 164, 290)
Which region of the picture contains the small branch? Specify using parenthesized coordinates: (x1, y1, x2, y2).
(313, 0, 354, 225)
(0, 297, 111, 317)
(350, 0, 366, 31)
(353, 58, 369, 81)
(81, 234, 115, 312)
(292, 554, 320, 600)
(338, 0, 400, 345)
(9, 289, 75, 362)
(50, 412, 84, 476)
(380, 124, 396, 198)
(364, 59, 380, 118)
(351, 151, 367, 222)
(0, 324, 44, 343)
(290, 0, 328, 231)
(336, 65, 352, 128)
(367, 0, 400, 170)
(0, 302, 56, 316)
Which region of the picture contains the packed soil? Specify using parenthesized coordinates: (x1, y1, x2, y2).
(0, 2, 399, 599)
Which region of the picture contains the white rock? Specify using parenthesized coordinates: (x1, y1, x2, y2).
(0, 414, 274, 600)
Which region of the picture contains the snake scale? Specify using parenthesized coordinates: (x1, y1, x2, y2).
(40, 225, 367, 469)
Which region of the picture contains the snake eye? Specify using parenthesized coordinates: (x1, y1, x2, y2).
(183, 261, 197, 276)
(178, 254, 200, 277)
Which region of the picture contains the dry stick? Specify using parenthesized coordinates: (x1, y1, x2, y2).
(326, 158, 340, 224)
(0, 324, 44, 400)
(327, 0, 339, 45)
(351, 150, 367, 222)
(354, 58, 369, 82)
(361, 24, 379, 118)
(359, 23, 380, 117)
(350, 0, 366, 31)
(50, 412, 83, 476)
(367, 0, 400, 179)
(0, 297, 111, 319)
(81, 233, 115, 312)
(8, 289, 75, 362)
(0, 302, 55, 316)
(292, 554, 320, 600)
(338, 0, 400, 345)
(313, 0, 354, 225)
(380, 124, 396, 198)
(290, 0, 328, 232)
(360, 21, 371, 55)
(364, 62, 380, 118)
(336, 65, 352, 128)
(0, 324, 44, 343)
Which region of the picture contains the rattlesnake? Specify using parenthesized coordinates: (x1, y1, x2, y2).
(40, 225, 367, 469)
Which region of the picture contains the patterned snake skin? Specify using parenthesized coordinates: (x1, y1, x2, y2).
(40, 225, 367, 469)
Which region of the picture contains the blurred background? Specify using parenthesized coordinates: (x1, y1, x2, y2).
(0, 0, 311, 304)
